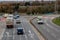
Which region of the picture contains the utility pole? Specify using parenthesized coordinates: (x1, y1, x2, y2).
(41, 0, 44, 5)
(55, 0, 58, 14)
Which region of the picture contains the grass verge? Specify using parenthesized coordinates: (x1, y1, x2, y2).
(52, 17, 60, 26)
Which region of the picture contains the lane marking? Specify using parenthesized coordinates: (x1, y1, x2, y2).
(29, 30, 31, 34)
(6, 32, 10, 40)
(13, 28, 15, 40)
(29, 20, 43, 40)
(24, 35, 28, 40)
(6, 32, 9, 37)
(22, 26, 28, 40)
(44, 19, 57, 38)
(44, 19, 59, 32)
(28, 30, 35, 40)
(0, 28, 6, 40)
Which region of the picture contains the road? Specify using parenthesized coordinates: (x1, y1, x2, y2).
(31, 15, 60, 40)
(1, 16, 40, 40)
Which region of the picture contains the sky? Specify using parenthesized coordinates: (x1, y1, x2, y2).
(0, 0, 56, 1)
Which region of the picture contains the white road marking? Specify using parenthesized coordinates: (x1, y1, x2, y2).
(6, 32, 9, 37)
(6, 32, 10, 40)
(29, 30, 31, 34)
(13, 28, 15, 40)
(0, 29, 5, 40)
(0, 28, 6, 40)
(24, 35, 28, 40)
(28, 30, 35, 40)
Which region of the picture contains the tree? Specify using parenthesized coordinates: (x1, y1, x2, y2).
(25, 2, 30, 6)
(14, 3, 19, 12)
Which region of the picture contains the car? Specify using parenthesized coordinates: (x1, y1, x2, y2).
(37, 20, 44, 24)
(36, 18, 42, 21)
(14, 14, 20, 19)
(16, 19, 21, 24)
(3, 14, 9, 18)
(17, 28, 24, 35)
(37, 18, 44, 24)
(37, 16, 42, 19)
(6, 14, 14, 28)
(8, 14, 14, 18)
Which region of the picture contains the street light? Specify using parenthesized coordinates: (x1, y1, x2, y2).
(55, 0, 58, 14)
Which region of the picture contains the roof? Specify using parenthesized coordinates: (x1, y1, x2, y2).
(17, 27, 24, 29)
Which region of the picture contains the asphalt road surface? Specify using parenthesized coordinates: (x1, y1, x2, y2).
(1, 16, 39, 40)
(32, 16, 60, 40)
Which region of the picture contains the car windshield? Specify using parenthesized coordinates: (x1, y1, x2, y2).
(17, 29, 23, 32)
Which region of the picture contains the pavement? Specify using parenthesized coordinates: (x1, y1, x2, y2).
(1, 16, 40, 40)
(31, 15, 60, 40)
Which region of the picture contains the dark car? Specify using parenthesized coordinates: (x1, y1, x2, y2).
(14, 15, 20, 19)
(6, 25, 13, 28)
(17, 28, 24, 35)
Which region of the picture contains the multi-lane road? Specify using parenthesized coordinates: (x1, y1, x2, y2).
(0, 15, 60, 40)
(1, 16, 40, 40)
(31, 15, 60, 40)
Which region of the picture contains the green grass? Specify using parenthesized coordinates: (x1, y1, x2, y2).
(52, 17, 60, 26)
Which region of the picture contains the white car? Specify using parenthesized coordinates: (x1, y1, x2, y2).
(6, 14, 14, 28)
(6, 14, 14, 24)
(3, 14, 9, 18)
(8, 14, 13, 18)
(37, 16, 42, 19)
(16, 19, 21, 24)
(37, 19, 44, 24)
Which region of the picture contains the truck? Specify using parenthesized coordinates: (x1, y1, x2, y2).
(17, 27, 24, 35)
(6, 14, 14, 28)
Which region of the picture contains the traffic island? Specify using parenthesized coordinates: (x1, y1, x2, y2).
(30, 17, 46, 40)
(52, 17, 60, 26)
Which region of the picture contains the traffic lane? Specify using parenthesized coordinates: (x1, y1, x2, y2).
(32, 18, 57, 40)
(2, 28, 13, 40)
(2, 17, 29, 40)
(20, 17, 40, 40)
(45, 18, 60, 32)
(13, 24, 27, 40)
(44, 18, 60, 40)
(22, 22, 39, 40)
(2, 21, 27, 40)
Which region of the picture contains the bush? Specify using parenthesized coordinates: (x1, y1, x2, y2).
(52, 17, 60, 26)
(26, 12, 31, 15)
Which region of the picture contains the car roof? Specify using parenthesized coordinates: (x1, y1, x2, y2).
(17, 28, 23, 29)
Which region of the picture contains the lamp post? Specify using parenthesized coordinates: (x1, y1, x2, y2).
(55, 0, 58, 14)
